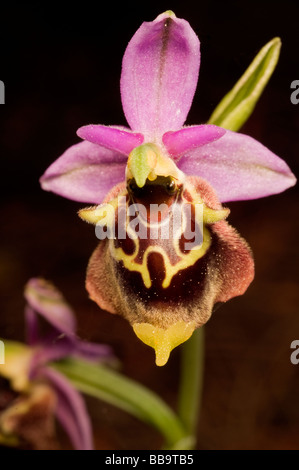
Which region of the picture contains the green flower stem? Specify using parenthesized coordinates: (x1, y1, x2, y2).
(53, 358, 187, 449)
(177, 327, 205, 447)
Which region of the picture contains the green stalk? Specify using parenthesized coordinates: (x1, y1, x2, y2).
(53, 358, 187, 449)
(177, 327, 205, 448)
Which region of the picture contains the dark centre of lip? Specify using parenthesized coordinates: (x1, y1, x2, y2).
(127, 176, 180, 209)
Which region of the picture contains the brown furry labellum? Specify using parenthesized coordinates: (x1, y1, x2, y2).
(81, 176, 254, 366)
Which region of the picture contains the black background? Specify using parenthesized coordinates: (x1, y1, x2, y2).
(1, 0, 299, 449)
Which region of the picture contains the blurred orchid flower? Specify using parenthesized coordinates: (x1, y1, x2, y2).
(40, 12, 296, 365)
(0, 278, 112, 449)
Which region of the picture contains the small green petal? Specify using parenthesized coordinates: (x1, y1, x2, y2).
(127, 144, 156, 188)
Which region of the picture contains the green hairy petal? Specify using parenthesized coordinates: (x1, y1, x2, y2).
(128, 144, 155, 187)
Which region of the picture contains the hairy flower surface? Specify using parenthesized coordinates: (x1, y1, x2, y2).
(40, 12, 296, 365)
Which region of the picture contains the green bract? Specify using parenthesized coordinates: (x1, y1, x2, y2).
(208, 37, 281, 131)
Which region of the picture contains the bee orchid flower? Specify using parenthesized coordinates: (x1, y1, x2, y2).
(40, 12, 296, 366)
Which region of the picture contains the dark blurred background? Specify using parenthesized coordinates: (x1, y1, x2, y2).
(1, 0, 299, 449)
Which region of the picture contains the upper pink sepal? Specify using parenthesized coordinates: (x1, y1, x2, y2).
(120, 11, 200, 139)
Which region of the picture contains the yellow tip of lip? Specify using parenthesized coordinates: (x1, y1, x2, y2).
(133, 321, 195, 366)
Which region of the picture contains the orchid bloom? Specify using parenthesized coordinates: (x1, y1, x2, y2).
(40, 12, 296, 366)
(0, 278, 112, 449)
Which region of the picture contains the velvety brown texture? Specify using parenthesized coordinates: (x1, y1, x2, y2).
(86, 176, 254, 328)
